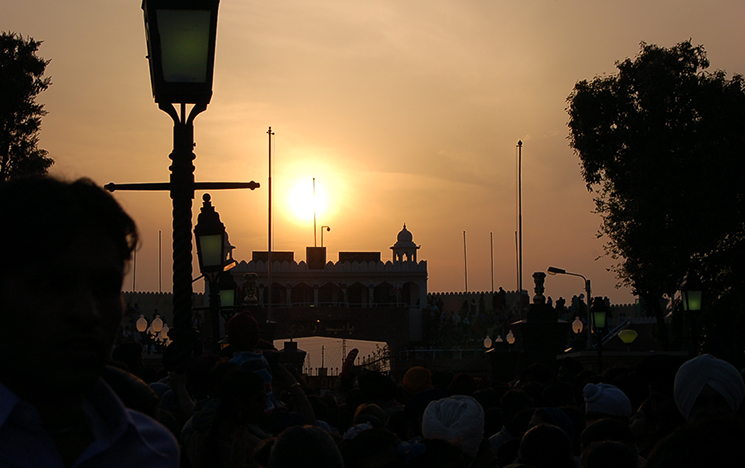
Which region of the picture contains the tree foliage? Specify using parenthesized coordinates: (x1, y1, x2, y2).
(567, 41, 745, 355)
(0, 32, 53, 181)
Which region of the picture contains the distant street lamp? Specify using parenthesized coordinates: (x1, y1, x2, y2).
(218, 270, 238, 326)
(590, 296, 609, 373)
(572, 316, 584, 335)
(218, 271, 237, 310)
(591, 298, 608, 331)
(136, 315, 148, 333)
(151, 315, 164, 335)
(194, 193, 227, 352)
(548, 266, 592, 347)
(680, 271, 703, 313)
(321, 226, 331, 248)
(506, 330, 515, 345)
(679, 270, 703, 355)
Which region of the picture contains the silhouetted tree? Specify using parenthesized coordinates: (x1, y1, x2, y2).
(0, 32, 53, 181)
(567, 41, 745, 353)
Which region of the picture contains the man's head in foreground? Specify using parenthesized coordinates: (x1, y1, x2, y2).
(0, 176, 138, 402)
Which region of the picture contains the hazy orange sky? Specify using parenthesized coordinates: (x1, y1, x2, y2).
(7, 1, 745, 306)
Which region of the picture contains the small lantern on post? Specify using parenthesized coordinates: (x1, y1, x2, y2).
(506, 330, 515, 345)
(218, 271, 237, 310)
(483, 335, 493, 350)
(218, 270, 238, 327)
(194, 194, 226, 277)
(151, 315, 164, 334)
(136, 315, 148, 333)
(590, 297, 609, 373)
(591, 297, 608, 332)
(194, 193, 226, 352)
(679, 270, 703, 355)
(572, 316, 584, 335)
(680, 271, 702, 313)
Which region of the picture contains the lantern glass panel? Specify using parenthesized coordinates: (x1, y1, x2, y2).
(219, 289, 235, 308)
(593, 311, 607, 330)
(683, 290, 702, 312)
(157, 9, 211, 83)
(198, 234, 224, 268)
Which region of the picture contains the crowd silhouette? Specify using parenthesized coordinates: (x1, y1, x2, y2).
(2, 176, 744, 468)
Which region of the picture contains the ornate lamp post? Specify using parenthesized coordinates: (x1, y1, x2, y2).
(194, 193, 227, 352)
(107, 0, 258, 366)
(145, 0, 219, 357)
(679, 270, 703, 355)
(590, 297, 609, 373)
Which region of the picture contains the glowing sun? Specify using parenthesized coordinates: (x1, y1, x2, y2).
(288, 179, 328, 222)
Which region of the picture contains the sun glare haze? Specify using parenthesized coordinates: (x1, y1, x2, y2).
(286, 178, 329, 224)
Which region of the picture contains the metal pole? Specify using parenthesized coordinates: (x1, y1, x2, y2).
(158, 230, 162, 293)
(490, 231, 494, 292)
(313, 178, 317, 247)
(517, 141, 523, 310)
(463, 231, 468, 292)
(267, 127, 273, 322)
(585, 279, 592, 350)
(208, 278, 221, 352)
(170, 112, 197, 363)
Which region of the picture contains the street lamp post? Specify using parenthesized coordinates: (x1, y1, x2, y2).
(321, 226, 330, 248)
(590, 297, 609, 373)
(194, 193, 227, 352)
(679, 270, 703, 355)
(107, 0, 259, 366)
(547, 266, 592, 347)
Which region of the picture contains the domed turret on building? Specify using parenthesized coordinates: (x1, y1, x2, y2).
(391, 224, 420, 262)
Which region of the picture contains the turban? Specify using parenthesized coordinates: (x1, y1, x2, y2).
(421, 395, 484, 458)
(584, 383, 632, 418)
(674, 354, 745, 420)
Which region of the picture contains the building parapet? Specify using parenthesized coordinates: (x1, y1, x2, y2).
(238, 259, 428, 274)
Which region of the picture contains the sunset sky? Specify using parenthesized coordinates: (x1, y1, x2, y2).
(7, 1, 745, 306)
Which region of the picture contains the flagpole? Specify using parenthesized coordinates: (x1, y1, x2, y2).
(313, 178, 317, 247)
(463, 230, 468, 292)
(517, 140, 523, 311)
(267, 127, 274, 322)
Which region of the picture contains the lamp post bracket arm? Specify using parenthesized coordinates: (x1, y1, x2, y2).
(194, 182, 260, 190)
(104, 182, 172, 192)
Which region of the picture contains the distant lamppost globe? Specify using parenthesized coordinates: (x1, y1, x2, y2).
(572, 317, 584, 334)
(152, 315, 164, 334)
(136, 315, 148, 333)
(506, 330, 515, 345)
